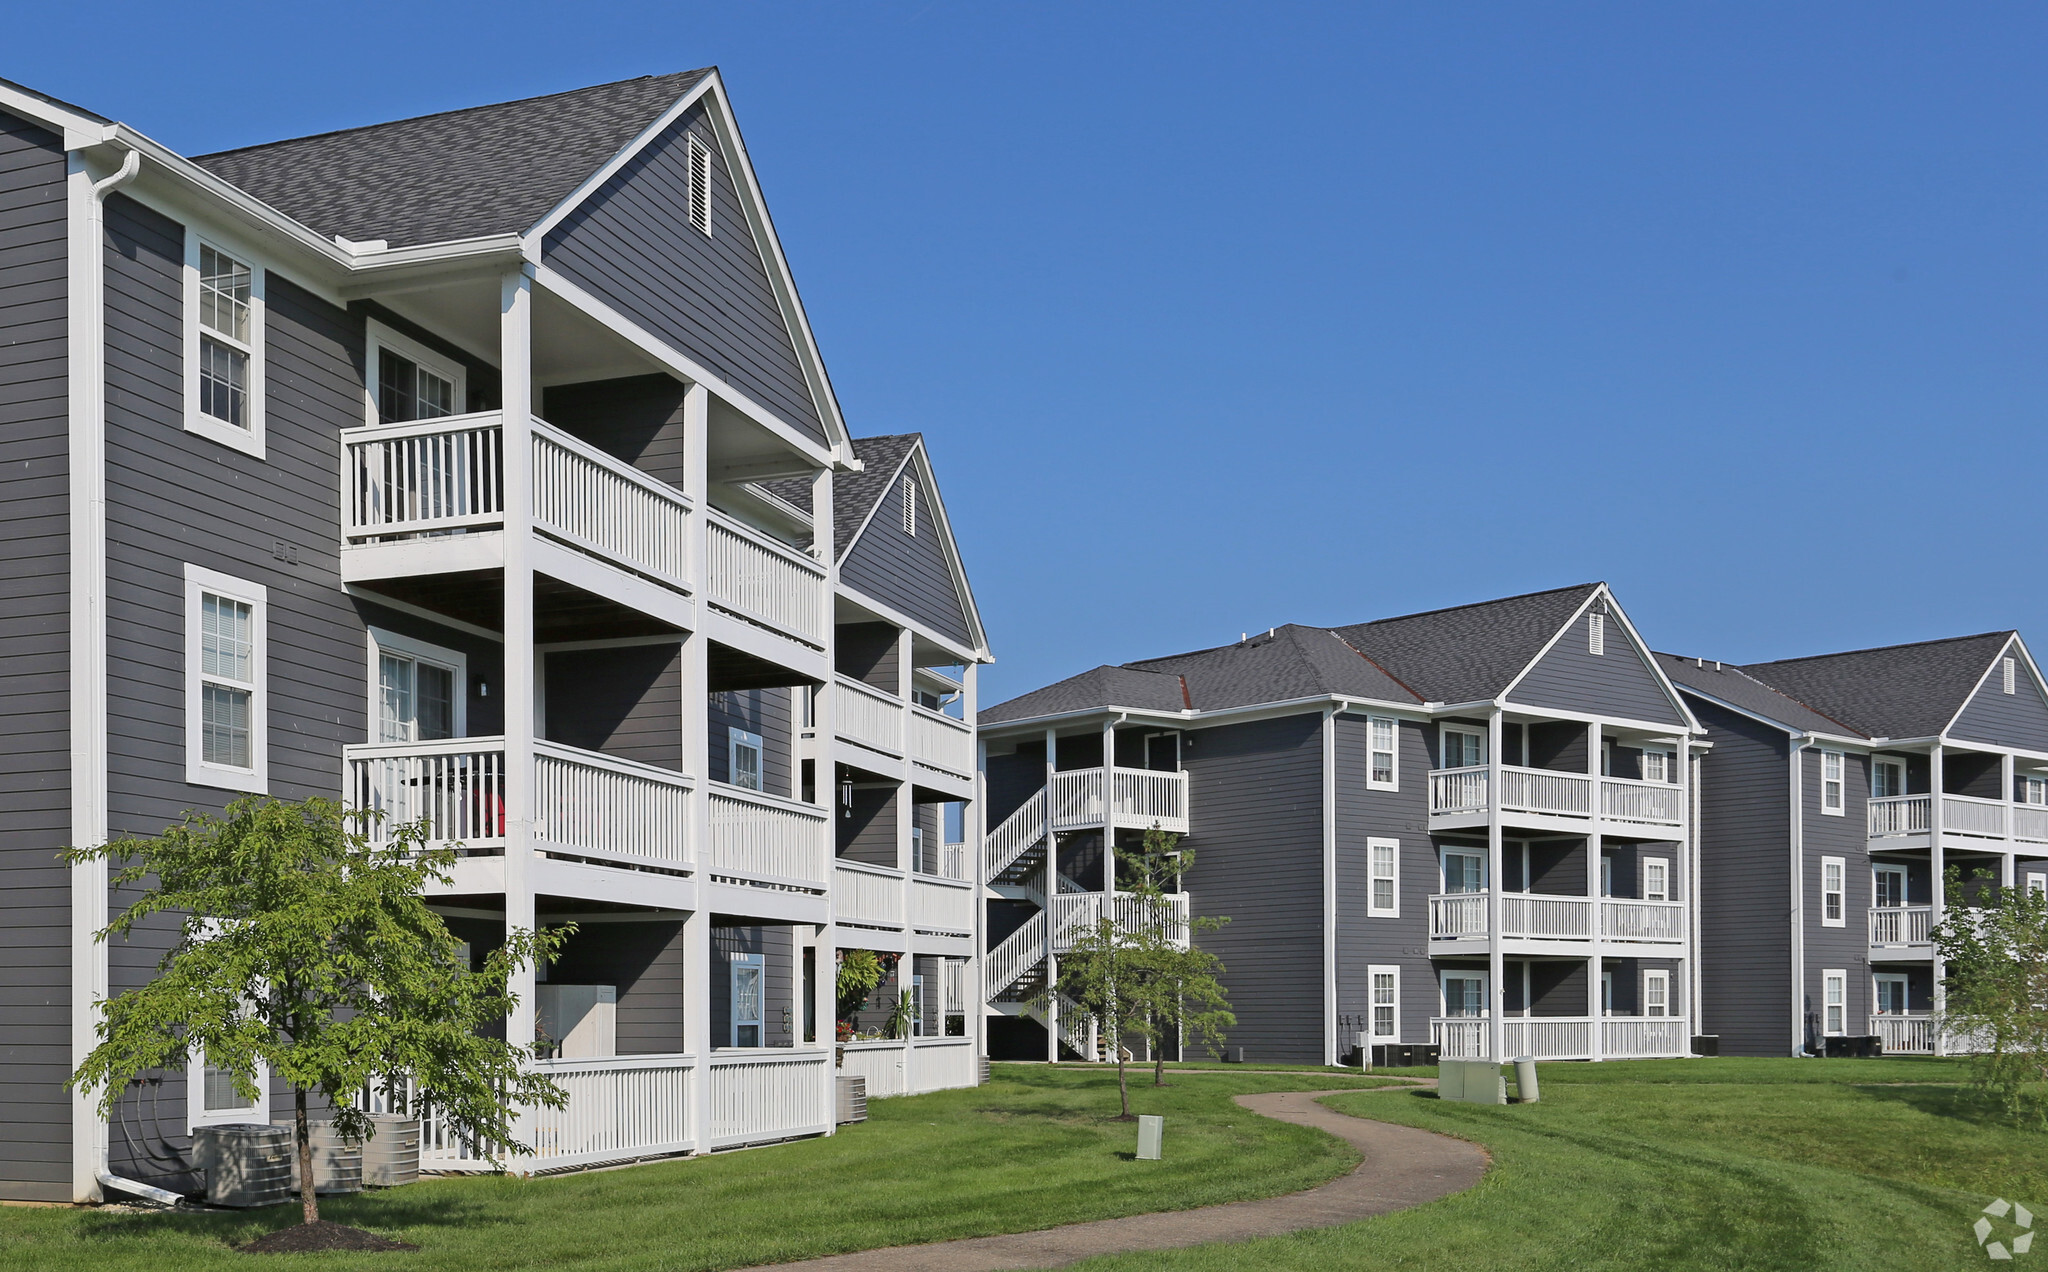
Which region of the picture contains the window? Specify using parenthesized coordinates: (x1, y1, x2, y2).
(1872, 757, 1906, 799)
(1588, 611, 1605, 656)
(1441, 972, 1486, 1018)
(2023, 776, 2048, 807)
(1601, 969, 1615, 1016)
(369, 629, 464, 744)
(1644, 969, 1670, 1018)
(1368, 966, 1400, 1040)
(1873, 866, 1906, 909)
(1820, 750, 1845, 815)
(730, 954, 763, 1047)
(902, 477, 918, 536)
(2029, 873, 2046, 899)
(1644, 857, 1670, 902)
(1639, 750, 1670, 783)
(189, 1051, 268, 1131)
(1367, 838, 1400, 917)
(1441, 849, 1485, 895)
(944, 801, 966, 845)
(367, 322, 465, 425)
(1822, 970, 1846, 1035)
(1601, 854, 1613, 897)
(1367, 716, 1398, 789)
(911, 825, 927, 873)
(1873, 973, 1909, 1016)
(1440, 727, 1485, 769)
(2005, 656, 2018, 695)
(184, 235, 265, 456)
(729, 728, 764, 792)
(185, 565, 266, 791)
(687, 136, 713, 236)
(1820, 856, 1845, 926)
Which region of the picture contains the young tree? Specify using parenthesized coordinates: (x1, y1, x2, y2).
(66, 796, 571, 1225)
(1932, 865, 2048, 1127)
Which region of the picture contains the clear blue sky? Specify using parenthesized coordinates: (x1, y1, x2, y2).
(18, 3, 2048, 705)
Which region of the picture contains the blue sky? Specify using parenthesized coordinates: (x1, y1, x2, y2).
(17, 3, 2048, 704)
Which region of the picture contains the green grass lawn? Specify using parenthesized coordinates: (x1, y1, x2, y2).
(0, 1068, 1387, 1270)
(1072, 1056, 2043, 1272)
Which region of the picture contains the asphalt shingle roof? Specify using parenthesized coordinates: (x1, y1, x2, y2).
(1655, 652, 1854, 737)
(193, 70, 712, 247)
(1129, 625, 1416, 712)
(979, 666, 1188, 725)
(1331, 584, 1601, 705)
(1737, 633, 2012, 740)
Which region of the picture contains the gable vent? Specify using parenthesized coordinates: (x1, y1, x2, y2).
(1588, 612, 1605, 656)
(902, 477, 917, 536)
(686, 137, 712, 238)
(2004, 656, 2017, 695)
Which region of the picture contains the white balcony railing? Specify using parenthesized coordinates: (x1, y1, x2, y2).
(1502, 766, 1592, 817)
(1869, 905, 1933, 947)
(2017, 805, 2048, 843)
(1048, 767, 1189, 834)
(909, 707, 974, 778)
(705, 1050, 832, 1149)
(704, 509, 827, 647)
(1431, 766, 1684, 827)
(345, 411, 505, 539)
(1601, 899, 1685, 943)
(1503, 893, 1595, 939)
(1943, 794, 2008, 839)
(833, 862, 904, 928)
(1870, 1014, 1935, 1054)
(1603, 1016, 1692, 1059)
(833, 676, 904, 755)
(706, 785, 829, 888)
(348, 737, 508, 851)
(523, 1054, 696, 1169)
(1871, 792, 2048, 844)
(1600, 777, 1684, 825)
(1429, 767, 1489, 814)
(530, 419, 690, 591)
(1868, 794, 1929, 838)
(533, 740, 691, 869)
(1429, 892, 1683, 943)
(1428, 893, 1489, 939)
(1432, 1016, 1690, 1061)
(911, 877, 975, 935)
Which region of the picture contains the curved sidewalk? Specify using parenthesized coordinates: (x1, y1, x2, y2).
(733, 1085, 1487, 1272)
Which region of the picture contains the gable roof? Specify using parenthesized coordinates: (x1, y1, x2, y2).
(1126, 625, 1417, 713)
(980, 665, 1189, 725)
(193, 71, 712, 247)
(1655, 652, 1856, 737)
(1737, 632, 2017, 740)
(1330, 584, 1601, 705)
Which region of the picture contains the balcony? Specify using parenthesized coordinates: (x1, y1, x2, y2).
(1048, 767, 1190, 835)
(908, 706, 974, 780)
(706, 784, 831, 891)
(1869, 1014, 1935, 1055)
(832, 861, 905, 930)
(416, 1053, 697, 1173)
(703, 1049, 833, 1149)
(1432, 1016, 1691, 1061)
(1868, 794, 2048, 848)
(704, 508, 827, 650)
(1428, 765, 1683, 831)
(836, 1037, 979, 1099)
(1427, 892, 1685, 949)
(833, 675, 903, 756)
(1868, 905, 1934, 957)
(910, 876, 975, 937)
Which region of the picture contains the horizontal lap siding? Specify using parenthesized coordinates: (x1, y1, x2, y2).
(0, 110, 70, 1201)
(1687, 698, 1792, 1056)
(1950, 646, 2048, 753)
(1333, 716, 1432, 1051)
(709, 687, 793, 796)
(1181, 713, 1324, 1064)
(1509, 603, 1685, 726)
(549, 921, 685, 1055)
(543, 106, 826, 447)
(839, 470, 973, 647)
(545, 643, 683, 771)
(1802, 746, 1869, 1050)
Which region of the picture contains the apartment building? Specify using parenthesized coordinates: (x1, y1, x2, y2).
(0, 69, 988, 1204)
(1661, 636, 2048, 1057)
(976, 584, 1704, 1067)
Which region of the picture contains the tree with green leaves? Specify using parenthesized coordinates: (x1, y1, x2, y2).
(1932, 865, 2048, 1127)
(1049, 826, 1232, 1117)
(66, 796, 571, 1225)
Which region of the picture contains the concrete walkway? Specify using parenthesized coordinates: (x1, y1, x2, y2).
(732, 1085, 1487, 1272)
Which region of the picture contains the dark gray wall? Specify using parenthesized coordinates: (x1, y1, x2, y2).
(540, 374, 687, 490)
(1509, 604, 1685, 726)
(542, 104, 827, 447)
(836, 784, 897, 867)
(838, 466, 973, 647)
(0, 109, 72, 1202)
(545, 642, 682, 771)
(548, 921, 685, 1054)
(1333, 716, 1432, 1050)
(358, 599, 503, 735)
(710, 923, 798, 1048)
(1180, 712, 1325, 1064)
(708, 687, 792, 794)
(834, 621, 899, 692)
(1950, 644, 2048, 754)
(985, 748, 1042, 831)
(1687, 698, 1793, 1057)
(1801, 745, 1869, 1051)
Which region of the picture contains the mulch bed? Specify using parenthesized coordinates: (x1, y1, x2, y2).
(240, 1220, 419, 1254)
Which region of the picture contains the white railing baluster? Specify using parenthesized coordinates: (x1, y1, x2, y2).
(529, 419, 691, 591)
(706, 785, 829, 886)
(833, 863, 905, 927)
(704, 1051, 832, 1148)
(345, 412, 506, 539)
(833, 676, 904, 754)
(908, 707, 974, 777)
(704, 510, 827, 645)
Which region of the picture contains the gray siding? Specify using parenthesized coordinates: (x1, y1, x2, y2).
(709, 924, 798, 1048)
(541, 105, 826, 446)
(545, 642, 682, 771)
(835, 621, 900, 693)
(1801, 745, 1870, 1051)
(1180, 712, 1325, 1064)
(1333, 716, 1432, 1052)
(549, 921, 685, 1055)
(1688, 698, 1794, 1056)
(540, 374, 687, 490)
(839, 468, 972, 647)
(1509, 604, 1685, 726)
(358, 600, 503, 736)
(708, 688, 793, 795)
(0, 109, 71, 1202)
(837, 785, 897, 867)
(1950, 644, 2048, 753)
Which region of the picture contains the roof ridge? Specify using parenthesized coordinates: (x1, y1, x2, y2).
(194, 69, 713, 161)
(1658, 651, 1868, 738)
(1336, 582, 1601, 631)
(1743, 630, 2015, 671)
(1325, 628, 1427, 703)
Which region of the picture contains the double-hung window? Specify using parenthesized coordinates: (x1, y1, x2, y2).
(2023, 776, 2048, 807)
(729, 728, 764, 792)
(184, 235, 264, 456)
(1821, 856, 1846, 927)
(367, 322, 465, 425)
(1367, 838, 1400, 917)
(1440, 727, 1485, 769)
(1368, 966, 1400, 1040)
(2029, 873, 2047, 899)
(1643, 857, 1670, 902)
(185, 565, 266, 791)
(1643, 969, 1670, 1018)
(1820, 750, 1845, 815)
(370, 629, 464, 743)
(1822, 970, 1846, 1035)
(1639, 750, 1671, 783)
(1441, 848, 1485, 894)
(1872, 757, 1906, 799)
(1367, 716, 1398, 789)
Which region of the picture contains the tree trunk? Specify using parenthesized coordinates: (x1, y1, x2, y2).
(295, 1087, 318, 1224)
(1117, 1047, 1130, 1118)
(1154, 1049, 1166, 1087)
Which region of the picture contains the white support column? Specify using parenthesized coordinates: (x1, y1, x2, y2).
(1321, 706, 1339, 1066)
(679, 382, 713, 1145)
(499, 268, 538, 1169)
(1587, 720, 1604, 1062)
(1044, 727, 1058, 1063)
(809, 463, 837, 1121)
(965, 663, 984, 1076)
(1930, 743, 1947, 1057)
(1687, 746, 1704, 1046)
(1486, 708, 1505, 1062)
(1101, 719, 1116, 897)
(2001, 752, 2017, 894)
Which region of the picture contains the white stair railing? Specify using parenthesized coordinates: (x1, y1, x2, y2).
(985, 911, 1047, 997)
(984, 790, 1048, 882)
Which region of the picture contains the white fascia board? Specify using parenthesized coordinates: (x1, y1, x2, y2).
(1935, 633, 2045, 740)
(837, 442, 990, 656)
(836, 448, 916, 562)
(981, 691, 1423, 739)
(834, 583, 983, 666)
(532, 263, 835, 469)
(0, 80, 112, 149)
(521, 74, 720, 246)
(105, 126, 354, 270)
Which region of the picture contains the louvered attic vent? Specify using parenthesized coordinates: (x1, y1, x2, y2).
(902, 478, 917, 536)
(2005, 656, 2018, 695)
(686, 137, 712, 237)
(1588, 612, 1605, 656)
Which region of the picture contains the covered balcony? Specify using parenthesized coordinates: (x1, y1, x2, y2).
(1431, 1015, 1691, 1061)
(1426, 892, 1685, 950)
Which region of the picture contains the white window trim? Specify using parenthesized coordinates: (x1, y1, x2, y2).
(1643, 856, 1670, 902)
(728, 727, 764, 792)
(1440, 726, 1485, 770)
(1643, 968, 1670, 1018)
(2004, 656, 2018, 695)
(1872, 757, 1906, 799)
(1872, 972, 1910, 1016)
(1820, 855, 1846, 927)
(1366, 836, 1400, 918)
(1819, 749, 1846, 815)
(1441, 847, 1486, 895)
(184, 564, 267, 793)
(1822, 969, 1847, 1036)
(182, 230, 266, 459)
(2028, 872, 2046, 898)
(1872, 865, 1906, 909)
(364, 319, 468, 428)
(1638, 749, 1671, 783)
(1439, 969, 1489, 1019)
(188, 1051, 270, 1132)
(1367, 964, 1401, 1041)
(1366, 715, 1399, 791)
(367, 627, 469, 742)
(729, 952, 764, 1047)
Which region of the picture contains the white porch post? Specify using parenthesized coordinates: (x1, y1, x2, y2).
(1486, 708, 1504, 1062)
(1930, 743, 1946, 1057)
(679, 382, 713, 1146)
(499, 267, 538, 1171)
(1587, 721, 1604, 1062)
(813, 464, 839, 1116)
(1101, 719, 1116, 897)
(965, 663, 984, 1077)
(1044, 727, 1058, 1062)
